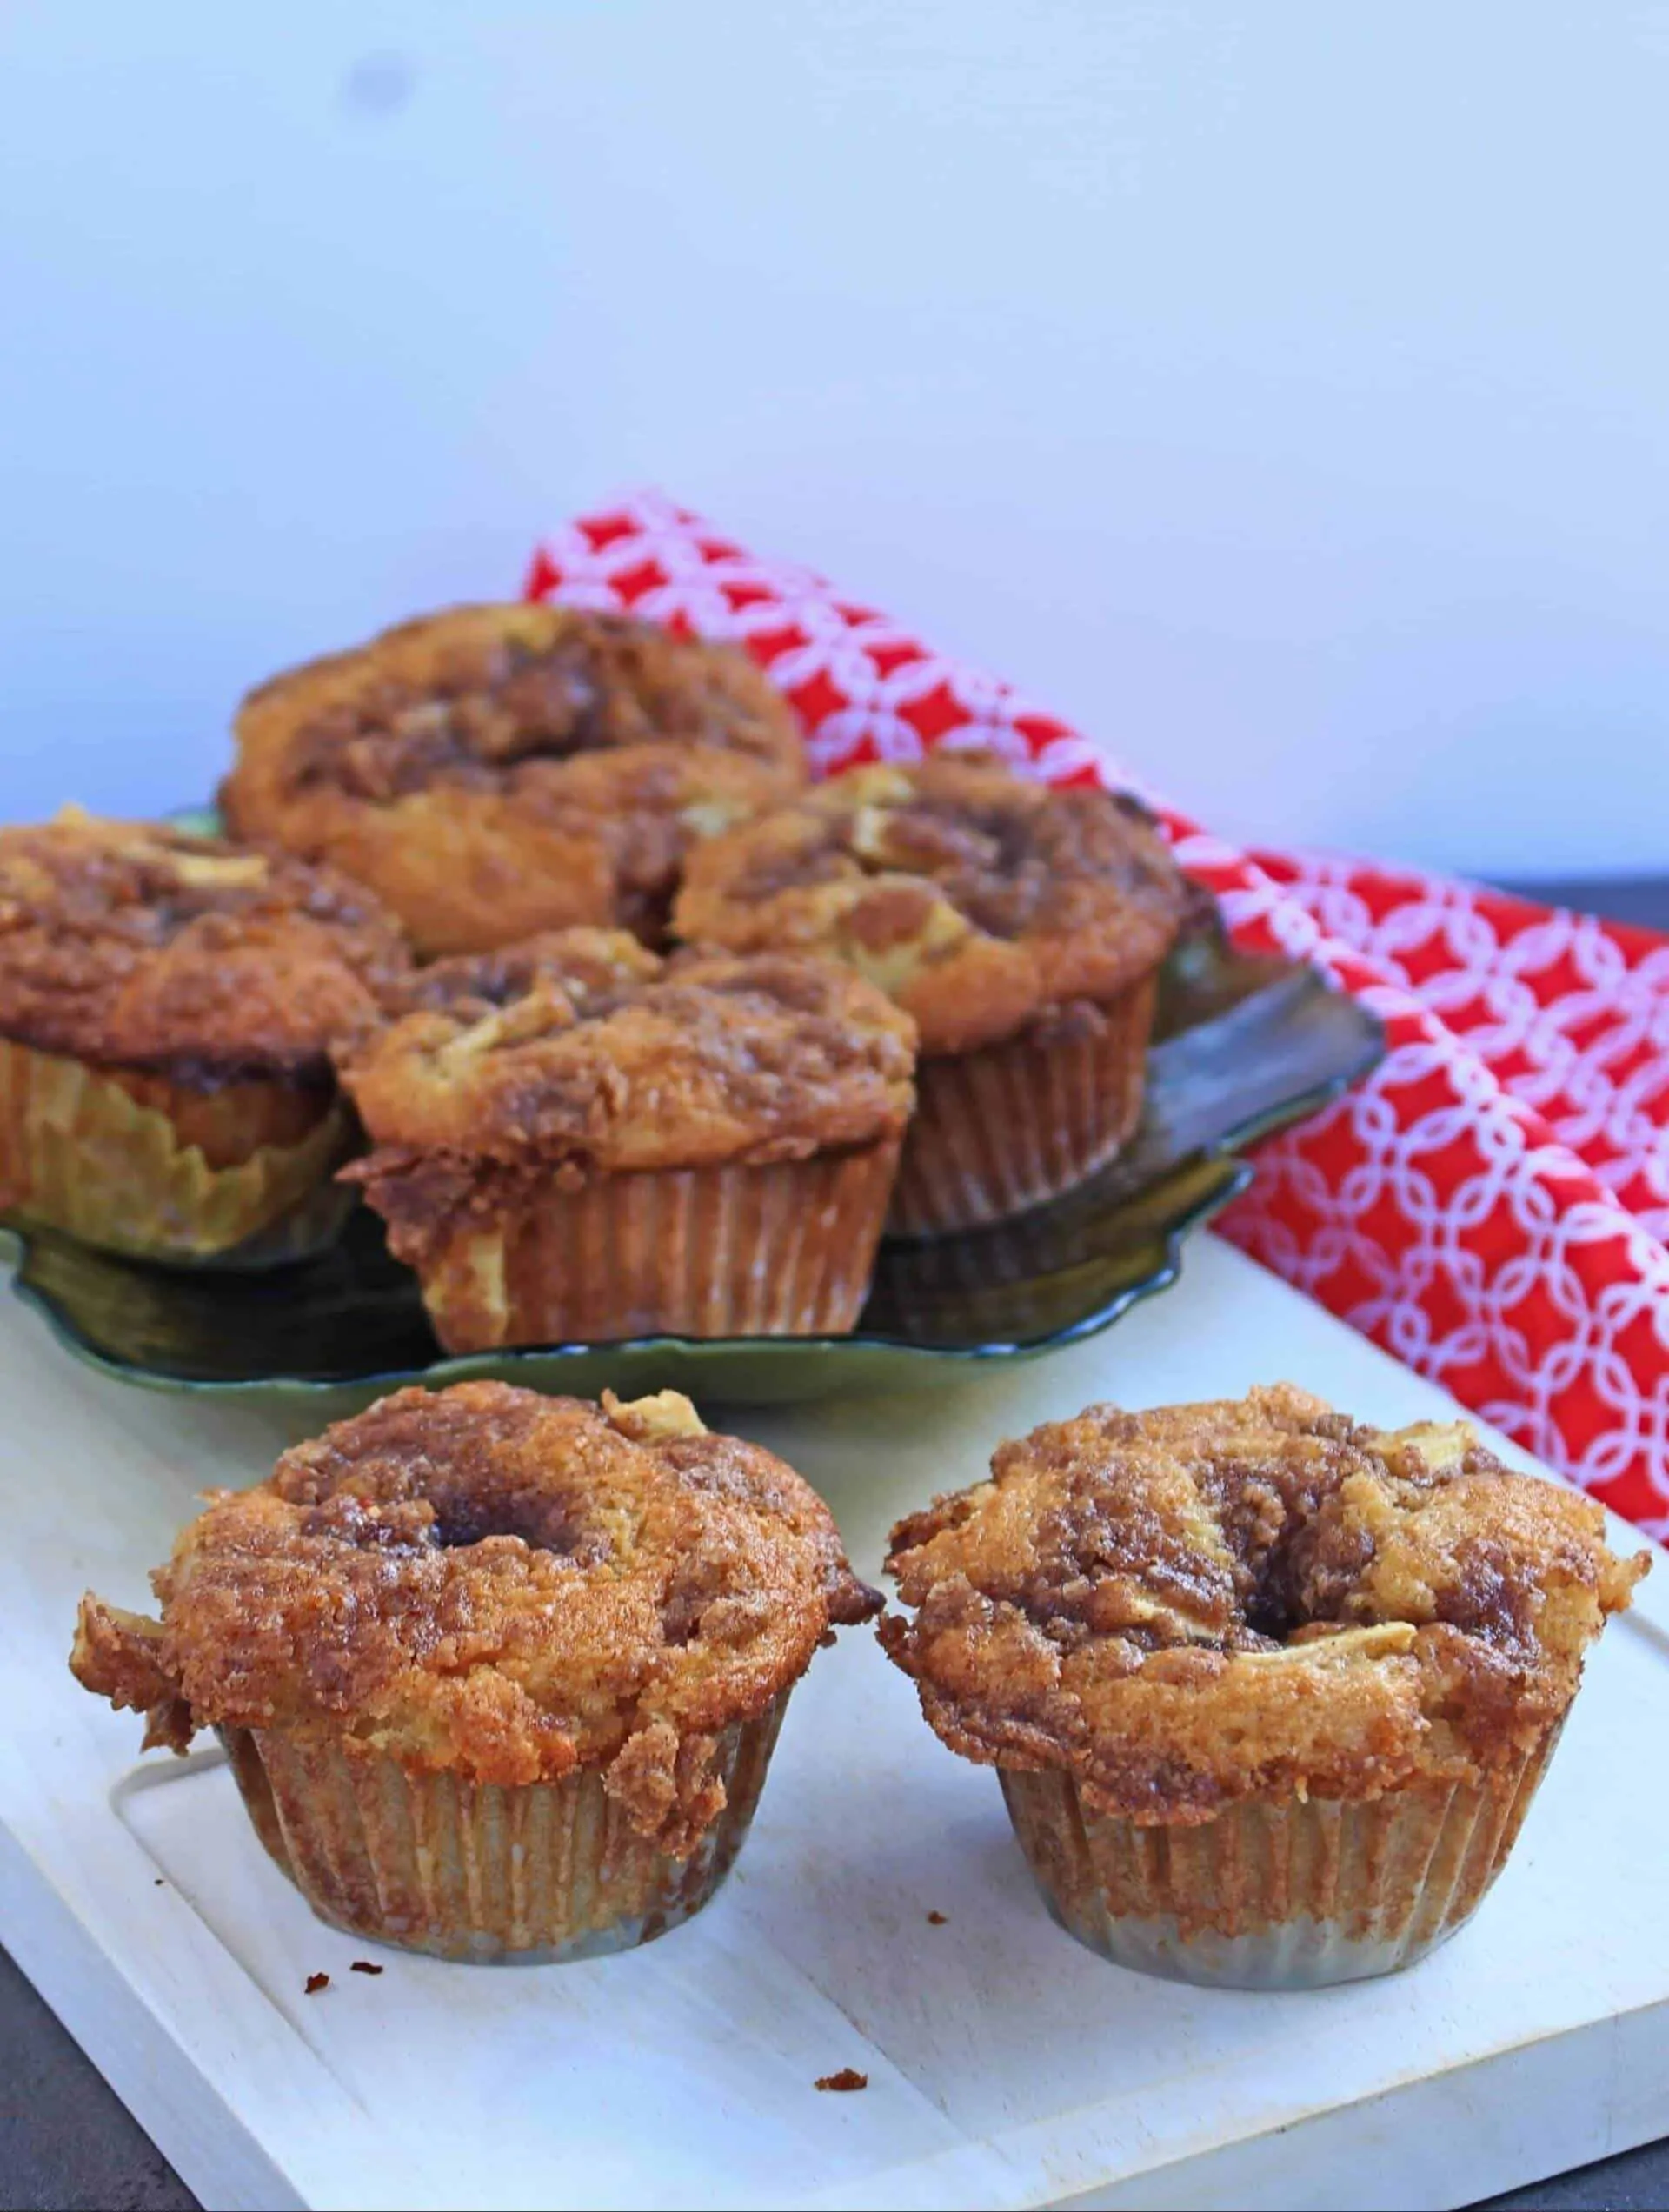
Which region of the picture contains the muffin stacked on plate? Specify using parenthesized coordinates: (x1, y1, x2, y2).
(5, 600, 1197, 1344)
(335, 930, 916, 1349)
(222, 604, 806, 955)
(0, 808, 406, 1260)
(676, 755, 1190, 1233)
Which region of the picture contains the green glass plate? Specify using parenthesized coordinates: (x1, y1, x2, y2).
(0, 902, 1383, 1406)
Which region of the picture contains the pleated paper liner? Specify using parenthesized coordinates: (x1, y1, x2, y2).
(0, 1037, 353, 1265)
(0, 912, 1386, 1401)
(403, 1137, 902, 1352)
(888, 976, 1156, 1238)
(218, 1691, 791, 1963)
(999, 1719, 1564, 1989)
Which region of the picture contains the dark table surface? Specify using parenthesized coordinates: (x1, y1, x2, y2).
(5, 869, 1667, 2212)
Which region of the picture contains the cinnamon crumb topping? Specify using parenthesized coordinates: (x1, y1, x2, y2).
(675, 754, 1190, 1054)
(332, 933, 917, 1260)
(0, 809, 406, 1079)
(71, 1383, 879, 1854)
(223, 604, 807, 956)
(881, 1384, 1648, 1823)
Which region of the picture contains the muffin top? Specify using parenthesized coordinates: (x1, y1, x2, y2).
(71, 1382, 878, 1850)
(336, 928, 917, 1184)
(881, 1384, 1648, 1824)
(223, 604, 808, 956)
(674, 755, 1191, 1055)
(0, 809, 407, 1080)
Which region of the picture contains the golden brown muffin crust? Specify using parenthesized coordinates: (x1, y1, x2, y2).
(881, 1384, 1649, 1824)
(0, 810, 408, 1082)
(334, 932, 916, 1257)
(364, 925, 663, 1027)
(71, 1382, 878, 1850)
(223, 604, 808, 955)
(674, 756, 1190, 1054)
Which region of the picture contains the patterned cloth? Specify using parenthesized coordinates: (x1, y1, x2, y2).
(527, 493, 1669, 1538)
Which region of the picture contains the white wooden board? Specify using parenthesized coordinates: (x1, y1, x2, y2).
(2, 1232, 1666, 2212)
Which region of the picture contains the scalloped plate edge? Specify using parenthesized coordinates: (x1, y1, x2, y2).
(3, 1156, 1255, 1406)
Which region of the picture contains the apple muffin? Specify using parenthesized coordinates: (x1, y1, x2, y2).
(881, 1384, 1647, 1988)
(675, 755, 1190, 1234)
(71, 1382, 879, 1960)
(0, 808, 407, 1261)
(223, 603, 807, 957)
(335, 929, 917, 1348)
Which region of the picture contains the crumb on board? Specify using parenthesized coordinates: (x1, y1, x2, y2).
(304, 1972, 330, 1996)
(815, 2068, 868, 2093)
(153, 1878, 164, 1887)
(350, 1960, 384, 1976)
(926, 1910, 947, 1925)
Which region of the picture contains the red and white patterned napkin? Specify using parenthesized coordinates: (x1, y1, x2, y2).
(527, 492, 1669, 1539)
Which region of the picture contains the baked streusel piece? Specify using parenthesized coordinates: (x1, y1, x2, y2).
(675, 754, 1191, 1232)
(0, 808, 406, 1259)
(336, 929, 917, 1348)
(73, 1382, 878, 1959)
(223, 603, 807, 956)
(881, 1384, 1647, 1986)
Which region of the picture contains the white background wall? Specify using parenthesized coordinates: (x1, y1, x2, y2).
(3, 3, 1666, 876)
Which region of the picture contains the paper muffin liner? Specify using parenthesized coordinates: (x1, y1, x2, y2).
(402, 1137, 901, 1352)
(999, 1724, 1564, 1989)
(0, 1037, 353, 1265)
(888, 975, 1158, 1239)
(217, 1692, 791, 1963)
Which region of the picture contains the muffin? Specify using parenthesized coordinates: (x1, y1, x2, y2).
(335, 929, 917, 1349)
(881, 1385, 1648, 1989)
(223, 603, 808, 957)
(675, 755, 1191, 1235)
(0, 808, 407, 1261)
(71, 1382, 878, 1961)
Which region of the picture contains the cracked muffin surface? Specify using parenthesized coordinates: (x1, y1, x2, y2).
(0, 808, 406, 1081)
(881, 1384, 1648, 1824)
(675, 755, 1190, 1055)
(336, 929, 918, 1192)
(223, 603, 807, 956)
(71, 1382, 879, 1850)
